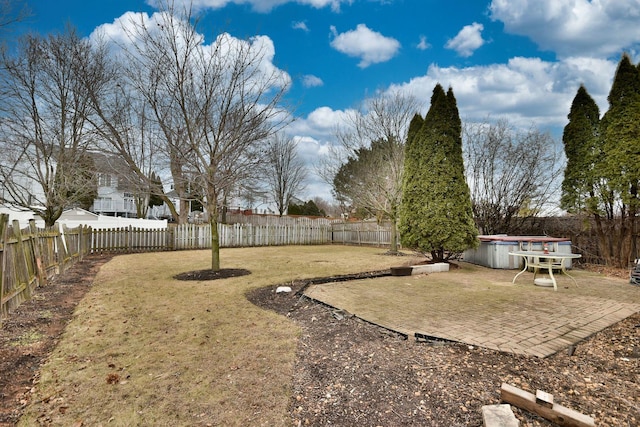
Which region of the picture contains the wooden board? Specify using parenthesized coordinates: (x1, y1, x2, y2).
(501, 383, 595, 427)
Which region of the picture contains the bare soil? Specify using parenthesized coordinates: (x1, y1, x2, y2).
(1, 256, 638, 426)
(0, 255, 113, 426)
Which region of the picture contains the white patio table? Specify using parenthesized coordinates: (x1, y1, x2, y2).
(508, 251, 582, 291)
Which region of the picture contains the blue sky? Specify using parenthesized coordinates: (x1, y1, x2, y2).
(9, 0, 640, 202)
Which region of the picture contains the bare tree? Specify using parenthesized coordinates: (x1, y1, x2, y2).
(312, 196, 341, 218)
(0, 28, 100, 226)
(77, 44, 171, 220)
(76, 25, 183, 223)
(0, 0, 30, 32)
(264, 133, 307, 216)
(328, 91, 420, 253)
(113, 2, 290, 270)
(463, 119, 563, 235)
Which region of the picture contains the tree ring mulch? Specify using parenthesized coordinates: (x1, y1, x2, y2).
(174, 268, 251, 281)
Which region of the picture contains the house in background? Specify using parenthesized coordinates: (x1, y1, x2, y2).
(90, 153, 141, 218)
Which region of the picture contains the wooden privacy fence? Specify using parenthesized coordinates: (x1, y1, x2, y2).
(0, 215, 92, 323)
(92, 226, 170, 253)
(91, 222, 335, 253)
(330, 221, 396, 247)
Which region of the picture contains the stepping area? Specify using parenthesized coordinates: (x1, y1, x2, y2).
(304, 262, 640, 358)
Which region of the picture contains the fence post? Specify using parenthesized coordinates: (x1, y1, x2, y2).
(0, 214, 8, 325)
(28, 220, 47, 286)
(11, 220, 33, 301)
(78, 225, 85, 260)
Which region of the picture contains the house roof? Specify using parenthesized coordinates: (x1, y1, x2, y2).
(59, 207, 99, 221)
(89, 152, 142, 192)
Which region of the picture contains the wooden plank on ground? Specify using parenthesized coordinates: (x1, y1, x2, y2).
(501, 383, 595, 427)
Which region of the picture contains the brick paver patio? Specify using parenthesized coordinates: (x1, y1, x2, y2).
(304, 263, 640, 358)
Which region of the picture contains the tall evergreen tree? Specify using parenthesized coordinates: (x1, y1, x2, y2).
(564, 54, 640, 267)
(599, 54, 640, 265)
(601, 54, 640, 201)
(399, 84, 477, 261)
(405, 113, 424, 151)
(561, 85, 601, 214)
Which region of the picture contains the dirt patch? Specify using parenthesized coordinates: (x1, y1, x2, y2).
(173, 268, 251, 281)
(0, 254, 113, 426)
(247, 270, 640, 426)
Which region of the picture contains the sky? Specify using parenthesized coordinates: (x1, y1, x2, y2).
(7, 0, 640, 204)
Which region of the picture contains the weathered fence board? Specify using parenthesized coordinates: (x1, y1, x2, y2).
(172, 222, 332, 250)
(0, 215, 92, 323)
(88, 219, 392, 254)
(330, 221, 394, 247)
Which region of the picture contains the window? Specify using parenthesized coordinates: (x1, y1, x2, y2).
(98, 174, 112, 187)
(124, 197, 135, 212)
(95, 197, 112, 211)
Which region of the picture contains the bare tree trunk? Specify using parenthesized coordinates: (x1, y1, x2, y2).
(388, 206, 399, 254)
(592, 213, 610, 265)
(209, 203, 220, 271)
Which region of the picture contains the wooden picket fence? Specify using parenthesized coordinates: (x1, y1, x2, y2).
(90, 221, 334, 253)
(330, 221, 396, 247)
(0, 215, 92, 323)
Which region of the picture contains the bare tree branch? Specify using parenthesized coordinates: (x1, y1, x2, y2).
(264, 133, 307, 216)
(329, 91, 420, 253)
(463, 119, 564, 234)
(0, 28, 100, 226)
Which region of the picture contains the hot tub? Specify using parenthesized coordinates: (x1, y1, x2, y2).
(463, 235, 573, 269)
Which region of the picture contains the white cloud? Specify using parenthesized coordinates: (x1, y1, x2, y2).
(490, 0, 640, 58)
(301, 74, 324, 87)
(288, 106, 353, 138)
(88, 10, 293, 161)
(386, 56, 616, 132)
(417, 35, 430, 51)
(146, 0, 349, 13)
(283, 55, 619, 199)
(287, 134, 336, 200)
(329, 24, 400, 68)
(89, 11, 149, 49)
(445, 22, 485, 57)
(281, 53, 618, 199)
(292, 21, 309, 32)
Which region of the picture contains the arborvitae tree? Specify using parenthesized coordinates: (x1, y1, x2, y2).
(399, 84, 478, 261)
(599, 54, 640, 265)
(601, 54, 640, 200)
(64, 152, 98, 211)
(405, 113, 424, 151)
(561, 85, 601, 213)
(565, 54, 640, 267)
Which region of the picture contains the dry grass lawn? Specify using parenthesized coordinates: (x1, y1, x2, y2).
(19, 246, 400, 426)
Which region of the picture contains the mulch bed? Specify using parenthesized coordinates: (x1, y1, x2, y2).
(174, 268, 251, 281)
(1, 256, 638, 426)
